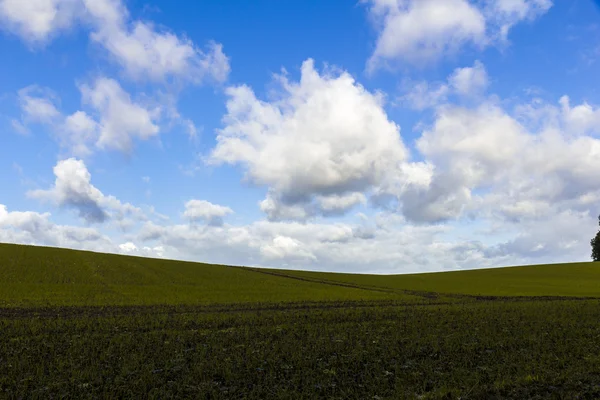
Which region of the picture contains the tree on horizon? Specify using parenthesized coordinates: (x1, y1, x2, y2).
(591, 215, 600, 261)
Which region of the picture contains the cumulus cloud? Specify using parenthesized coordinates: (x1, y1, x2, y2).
(0, 204, 113, 251)
(559, 95, 600, 136)
(27, 158, 143, 224)
(0, 0, 81, 43)
(364, 0, 551, 71)
(209, 59, 407, 221)
(1, 191, 592, 274)
(260, 235, 317, 262)
(0, 0, 229, 83)
(364, 0, 486, 71)
(80, 77, 160, 152)
(448, 60, 489, 96)
(382, 95, 600, 225)
(131, 215, 539, 273)
(14, 79, 160, 156)
(183, 200, 233, 226)
(84, 0, 230, 83)
(118, 241, 165, 258)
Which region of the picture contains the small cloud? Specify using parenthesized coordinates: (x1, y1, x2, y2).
(183, 199, 233, 226)
(27, 158, 144, 224)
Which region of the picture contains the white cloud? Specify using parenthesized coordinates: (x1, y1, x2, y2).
(209, 59, 408, 221)
(0, 0, 229, 84)
(260, 235, 317, 261)
(79, 77, 160, 153)
(183, 199, 233, 226)
(0, 0, 81, 43)
(60, 111, 98, 157)
(398, 80, 449, 110)
(132, 215, 532, 273)
(84, 0, 229, 83)
(118, 241, 165, 258)
(364, 0, 551, 71)
(2, 176, 595, 274)
(485, 0, 553, 42)
(0, 196, 591, 274)
(14, 80, 160, 156)
(17, 86, 61, 124)
(448, 60, 489, 96)
(399, 60, 489, 109)
(559, 95, 600, 136)
(118, 241, 137, 252)
(365, 0, 486, 71)
(385, 94, 600, 225)
(27, 158, 143, 224)
(0, 204, 114, 251)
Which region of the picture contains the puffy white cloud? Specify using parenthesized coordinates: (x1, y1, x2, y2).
(27, 158, 143, 224)
(79, 77, 160, 152)
(448, 60, 489, 96)
(1, 180, 594, 274)
(0, 0, 229, 84)
(0, 204, 114, 251)
(0, 193, 590, 274)
(364, 0, 486, 70)
(364, 0, 551, 71)
(0, 0, 81, 43)
(118, 241, 165, 258)
(14, 79, 160, 156)
(131, 214, 535, 273)
(559, 95, 600, 136)
(0, 199, 590, 273)
(260, 235, 317, 262)
(387, 94, 600, 225)
(84, 0, 230, 83)
(209, 59, 407, 220)
(183, 200, 233, 226)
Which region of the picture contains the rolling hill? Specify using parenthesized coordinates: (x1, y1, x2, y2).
(1, 242, 599, 307)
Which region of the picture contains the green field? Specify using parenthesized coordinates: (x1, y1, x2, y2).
(0, 243, 412, 307)
(2, 242, 600, 399)
(270, 261, 600, 298)
(2, 242, 600, 307)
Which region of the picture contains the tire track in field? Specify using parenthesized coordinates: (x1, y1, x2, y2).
(237, 266, 438, 299)
(237, 266, 600, 303)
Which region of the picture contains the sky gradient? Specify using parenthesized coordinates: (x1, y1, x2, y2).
(1, 0, 600, 274)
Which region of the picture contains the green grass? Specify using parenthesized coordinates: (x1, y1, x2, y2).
(3, 242, 600, 398)
(2, 242, 600, 308)
(266, 261, 600, 298)
(0, 243, 413, 307)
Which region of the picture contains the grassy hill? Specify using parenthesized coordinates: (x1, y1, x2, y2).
(0, 243, 407, 307)
(4, 242, 600, 398)
(272, 261, 600, 297)
(1, 242, 599, 306)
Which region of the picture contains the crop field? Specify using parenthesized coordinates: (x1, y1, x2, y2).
(2, 243, 600, 399)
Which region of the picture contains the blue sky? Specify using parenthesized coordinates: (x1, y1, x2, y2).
(1, 0, 600, 273)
